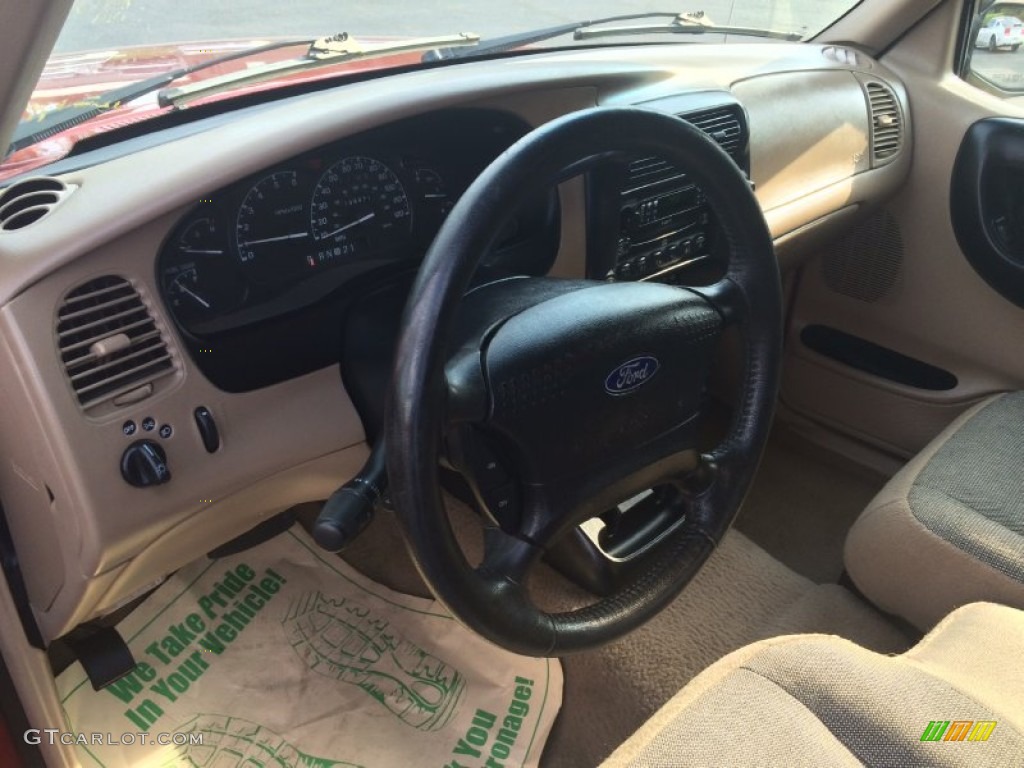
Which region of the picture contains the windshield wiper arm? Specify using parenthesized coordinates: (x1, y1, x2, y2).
(429, 12, 685, 60)
(574, 11, 802, 43)
(8, 38, 314, 155)
(429, 10, 799, 61)
(156, 32, 480, 108)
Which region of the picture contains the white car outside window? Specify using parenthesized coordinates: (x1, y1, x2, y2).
(976, 15, 1024, 50)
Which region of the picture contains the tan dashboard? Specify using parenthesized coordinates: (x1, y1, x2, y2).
(0, 41, 910, 642)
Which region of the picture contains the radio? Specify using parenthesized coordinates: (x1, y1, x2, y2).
(611, 178, 715, 282)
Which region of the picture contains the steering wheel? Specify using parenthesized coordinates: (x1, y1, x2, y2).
(385, 107, 781, 656)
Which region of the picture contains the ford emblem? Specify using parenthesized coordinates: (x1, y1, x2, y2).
(604, 355, 660, 396)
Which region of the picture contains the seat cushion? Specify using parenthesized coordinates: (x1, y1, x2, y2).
(845, 392, 1024, 631)
(601, 602, 1024, 767)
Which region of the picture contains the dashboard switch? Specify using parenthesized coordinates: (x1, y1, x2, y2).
(193, 406, 220, 453)
(121, 440, 171, 488)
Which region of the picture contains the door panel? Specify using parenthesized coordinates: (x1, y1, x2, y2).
(783, 0, 1024, 458)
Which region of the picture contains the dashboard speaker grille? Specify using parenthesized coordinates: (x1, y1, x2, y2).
(0, 177, 74, 231)
(56, 276, 175, 410)
(822, 210, 903, 303)
(865, 81, 902, 164)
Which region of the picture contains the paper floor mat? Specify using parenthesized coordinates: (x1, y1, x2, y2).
(57, 525, 562, 768)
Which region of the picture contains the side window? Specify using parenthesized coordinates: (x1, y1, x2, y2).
(964, 0, 1024, 92)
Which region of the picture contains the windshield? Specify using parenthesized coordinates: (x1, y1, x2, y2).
(6, 0, 862, 178)
(54, 1, 859, 52)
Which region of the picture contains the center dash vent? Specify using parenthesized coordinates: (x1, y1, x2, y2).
(623, 105, 748, 193)
(684, 106, 745, 161)
(0, 177, 74, 231)
(865, 81, 902, 164)
(624, 156, 686, 191)
(56, 276, 176, 411)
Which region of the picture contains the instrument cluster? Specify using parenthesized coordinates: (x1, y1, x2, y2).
(158, 148, 455, 333)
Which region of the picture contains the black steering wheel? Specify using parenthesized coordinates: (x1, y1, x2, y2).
(385, 107, 781, 656)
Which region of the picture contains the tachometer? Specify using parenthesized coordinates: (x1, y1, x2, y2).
(309, 156, 412, 266)
(235, 170, 313, 282)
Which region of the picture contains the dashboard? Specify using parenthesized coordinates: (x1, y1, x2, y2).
(156, 97, 749, 395)
(0, 42, 911, 649)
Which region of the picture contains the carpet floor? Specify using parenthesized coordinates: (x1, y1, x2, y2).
(733, 426, 889, 583)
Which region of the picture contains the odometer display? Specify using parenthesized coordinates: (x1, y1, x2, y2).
(310, 156, 412, 267)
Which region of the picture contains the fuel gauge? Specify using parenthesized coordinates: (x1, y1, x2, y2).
(159, 212, 246, 327)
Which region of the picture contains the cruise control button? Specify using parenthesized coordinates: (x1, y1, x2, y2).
(481, 482, 521, 528)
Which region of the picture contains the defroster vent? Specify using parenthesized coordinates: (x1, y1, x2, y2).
(0, 177, 74, 231)
(56, 276, 175, 411)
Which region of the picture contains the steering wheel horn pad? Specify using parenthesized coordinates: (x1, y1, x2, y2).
(481, 280, 722, 484)
(386, 107, 782, 656)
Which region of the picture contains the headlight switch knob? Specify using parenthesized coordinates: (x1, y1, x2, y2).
(121, 440, 171, 488)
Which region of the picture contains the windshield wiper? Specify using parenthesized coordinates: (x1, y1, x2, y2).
(575, 11, 802, 43)
(8, 38, 314, 155)
(429, 10, 800, 61)
(156, 32, 480, 108)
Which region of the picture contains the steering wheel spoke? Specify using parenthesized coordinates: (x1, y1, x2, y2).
(691, 277, 745, 326)
(476, 525, 542, 585)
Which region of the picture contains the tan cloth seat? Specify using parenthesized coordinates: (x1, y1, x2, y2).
(845, 392, 1024, 631)
(601, 602, 1024, 767)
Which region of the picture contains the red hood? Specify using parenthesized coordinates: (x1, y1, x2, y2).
(2, 38, 427, 181)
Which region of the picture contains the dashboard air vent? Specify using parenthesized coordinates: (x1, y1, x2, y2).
(0, 177, 74, 231)
(684, 106, 745, 161)
(56, 276, 175, 410)
(866, 81, 902, 163)
(624, 156, 686, 191)
(622, 105, 747, 193)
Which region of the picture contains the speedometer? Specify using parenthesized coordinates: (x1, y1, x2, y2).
(309, 156, 412, 266)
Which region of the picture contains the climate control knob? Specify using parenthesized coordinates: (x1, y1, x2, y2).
(120, 440, 171, 488)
